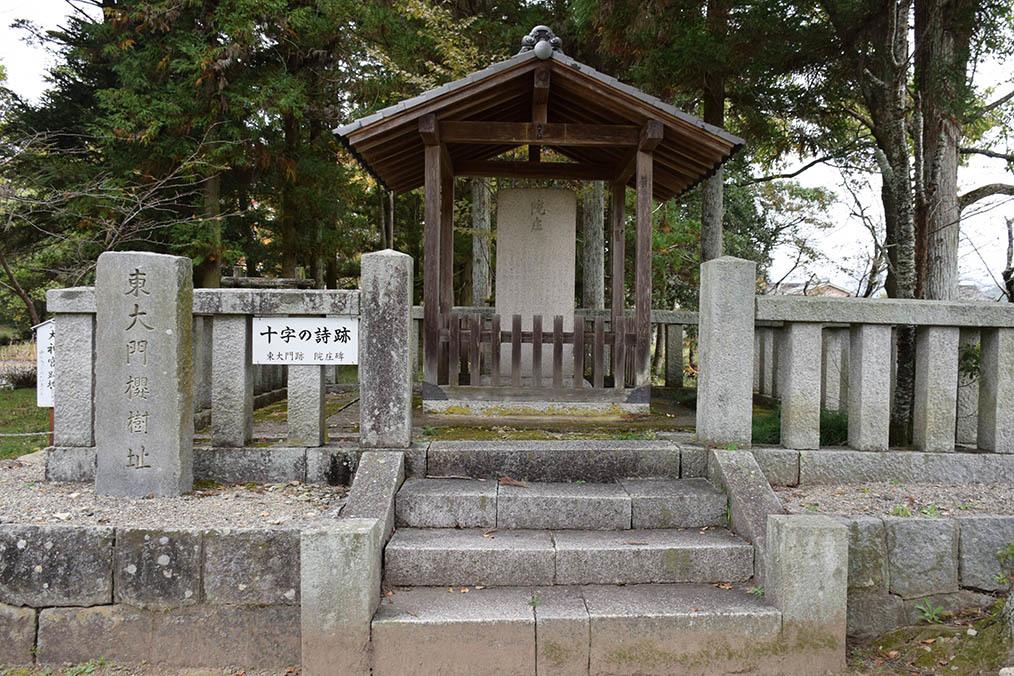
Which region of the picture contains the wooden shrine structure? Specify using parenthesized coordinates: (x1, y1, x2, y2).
(335, 26, 743, 410)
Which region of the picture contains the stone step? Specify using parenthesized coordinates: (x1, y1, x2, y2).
(371, 584, 783, 676)
(425, 440, 681, 482)
(383, 528, 753, 587)
(395, 477, 727, 530)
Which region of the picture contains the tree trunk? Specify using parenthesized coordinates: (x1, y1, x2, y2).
(194, 173, 222, 288)
(0, 247, 41, 327)
(471, 178, 491, 306)
(582, 181, 606, 309)
(700, 0, 727, 263)
(279, 112, 300, 277)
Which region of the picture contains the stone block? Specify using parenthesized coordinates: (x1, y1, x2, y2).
(203, 528, 299, 605)
(0, 525, 113, 607)
(584, 584, 782, 676)
(707, 449, 785, 585)
(288, 365, 325, 447)
(301, 519, 383, 676)
(620, 478, 726, 528)
(885, 518, 958, 598)
(403, 441, 428, 477)
(427, 440, 679, 482)
(211, 314, 253, 447)
(36, 605, 153, 665)
(553, 529, 753, 585)
(900, 590, 995, 625)
(679, 443, 707, 478)
(53, 312, 95, 447)
(665, 323, 684, 388)
(193, 447, 307, 484)
(46, 286, 95, 313)
(114, 528, 202, 608)
(396, 478, 496, 528)
(533, 587, 589, 676)
(978, 327, 1014, 452)
(835, 516, 888, 591)
(498, 481, 630, 530)
(697, 256, 756, 447)
(192, 288, 358, 316)
(305, 446, 356, 485)
(372, 586, 535, 676)
(45, 446, 96, 482)
(192, 314, 213, 412)
(848, 324, 892, 451)
(798, 449, 1014, 484)
(955, 328, 979, 446)
(751, 447, 799, 486)
(957, 515, 1014, 591)
(384, 528, 555, 587)
(343, 451, 405, 542)
(821, 327, 849, 413)
(360, 250, 413, 448)
(913, 326, 959, 452)
(846, 590, 905, 639)
(152, 604, 299, 668)
(780, 322, 823, 450)
(94, 251, 193, 497)
(0, 602, 36, 665)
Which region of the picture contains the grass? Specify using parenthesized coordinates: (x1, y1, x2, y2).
(751, 404, 849, 446)
(0, 387, 50, 460)
(0, 340, 36, 361)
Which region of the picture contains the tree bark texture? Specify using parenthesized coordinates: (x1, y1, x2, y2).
(471, 178, 491, 306)
(194, 173, 222, 288)
(582, 181, 606, 309)
(700, 0, 727, 263)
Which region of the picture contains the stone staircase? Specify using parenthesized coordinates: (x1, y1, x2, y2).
(364, 441, 832, 676)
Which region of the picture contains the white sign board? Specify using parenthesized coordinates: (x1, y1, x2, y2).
(252, 316, 359, 365)
(35, 319, 55, 407)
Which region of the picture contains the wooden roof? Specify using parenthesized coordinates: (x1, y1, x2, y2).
(334, 49, 744, 201)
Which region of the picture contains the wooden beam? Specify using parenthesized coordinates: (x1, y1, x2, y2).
(423, 142, 442, 386)
(419, 113, 439, 146)
(440, 121, 640, 147)
(531, 66, 549, 162)
(614, 149, 637, 185)
(455, 160, 615, 181)
(635, 150, 653, 388)
(640, 119, 664, 151)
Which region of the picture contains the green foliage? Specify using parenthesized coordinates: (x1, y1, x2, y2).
(959, 343, 981, 381)
(920, 504, 941, 518)
(750, 405, 848, 446)
(748, 586, 764, 596)
(892, 505, 913, 517)
(915, 599, 947, 624)
(0, 388, 50, 461)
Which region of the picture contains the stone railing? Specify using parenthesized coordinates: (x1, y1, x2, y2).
(698, 256, 1014, 453)
(44, 250, 414, 482)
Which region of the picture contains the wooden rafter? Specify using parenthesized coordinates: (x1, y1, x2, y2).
(441, 121, 639, 147)
(455, 160, 614, 181)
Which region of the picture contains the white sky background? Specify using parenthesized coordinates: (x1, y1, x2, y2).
(2, 0, 1012, 295)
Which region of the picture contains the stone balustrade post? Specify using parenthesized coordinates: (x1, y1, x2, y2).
(955, 328, 979, 446)
(977, 327, 1014, 453)
(665, 323, 683, 388)
(913, 326, 959, 452)
(848, 324, 892, 451)
(211, 315, 253, 447)
(288, 364, 325, 447)
(53, 312, 95, 447)
(821, 327, 849, 413)
(780, 322, 822, 450)
(359, 250, 413, 449)
(697, 256, 756, 447)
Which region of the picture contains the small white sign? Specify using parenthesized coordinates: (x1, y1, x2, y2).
(252, 316, 359, 365)
(35, 319, 55, 407)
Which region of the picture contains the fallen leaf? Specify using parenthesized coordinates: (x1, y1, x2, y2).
(713, 582, 733, 590)
(482, 528, 498, 539)
(475, 585, 485, 590)
(499, 476, 528, 488)
(885, 650, 900, 658)
(938, 659, 949, 665)
(922, 638, 937, 644)
(406, 610, 418, 617)
(384, 590, 394, 597)
(460, 587, 469, 593)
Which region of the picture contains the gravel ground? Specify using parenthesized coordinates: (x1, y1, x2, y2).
(0, 452, 348, 529)
(777, 482, 1014, 517)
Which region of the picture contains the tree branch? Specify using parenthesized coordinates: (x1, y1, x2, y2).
(738, 155, 837, 186)
(959, 147, 1014, 163)
(983, 88, 1014, 115)
(959, 184, 1014, 211)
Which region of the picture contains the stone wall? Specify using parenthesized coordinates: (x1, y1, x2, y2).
(0, 524, 301, 667)
(838, 515, 1014, 639)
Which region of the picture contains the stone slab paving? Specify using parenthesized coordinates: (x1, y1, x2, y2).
(553, 528, 754, 585)
(384, 528, 556, 586)
(372, 586, 536, 676)
(498, 481, 631, 529)
(395, 477, 497, 528)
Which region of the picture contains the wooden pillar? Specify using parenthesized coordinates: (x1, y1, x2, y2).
(635, 121, 661, 389)
(610, 182, 626, 381)
(439, 152, 454, 383)
(421, 115, 442, 387)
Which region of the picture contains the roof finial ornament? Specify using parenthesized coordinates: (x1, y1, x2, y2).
(519, 25, 563, 59)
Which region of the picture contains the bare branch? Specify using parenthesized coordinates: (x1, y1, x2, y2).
(959, 147, 1014, 163)
(983, 88, 1014, 115)
(959, 184, 1014, 211)
(738, 155, 836, 186)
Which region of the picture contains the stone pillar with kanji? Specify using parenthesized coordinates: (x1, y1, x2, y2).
(94, 252, 193, 496)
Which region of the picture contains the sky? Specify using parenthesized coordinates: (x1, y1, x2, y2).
(2, 0, 1012, 296)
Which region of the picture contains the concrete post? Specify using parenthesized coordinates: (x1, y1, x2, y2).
(753, 329, 761, 392)
(780, 322, 822, 450)
(821, 327, 849, 413)
(765, 514, 847, 674)
(697, 256, 756, 447)
(955, 328, 979, 446)
(978, 327, 1014, 453)
(211, 314, 253, 447)
(288, 365, 325, 447)
(359, 250, 413, 449)
(53, 313, 95, 447)
(301, 518, 383, 676)
(191, 315, 212, 412)
(93, 251, 193, 497)
(913, 326, 959, 452)
(848, 324, 892, 451)
(665, 324, 683, 388)
(761, 327, 778, 396)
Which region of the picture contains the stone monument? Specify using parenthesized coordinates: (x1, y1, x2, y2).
(495, 188, 576, 376)
(94, 251, 194, 496)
